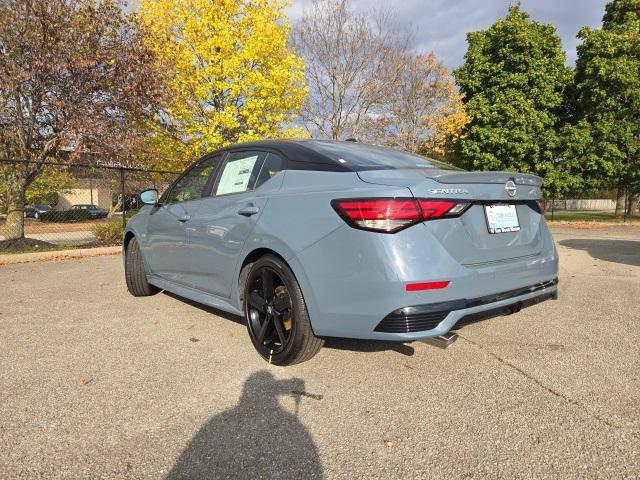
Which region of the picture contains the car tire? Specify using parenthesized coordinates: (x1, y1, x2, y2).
(243, 255, 323, 365)
(34, 212, 39, 220)
(125, 236, 159, 297)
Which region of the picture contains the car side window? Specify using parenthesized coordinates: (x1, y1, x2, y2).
(214, 151, 266, 196)
(166, 156, 219, 204)
(254, 152, 285, 189)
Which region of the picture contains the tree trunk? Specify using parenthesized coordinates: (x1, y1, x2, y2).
(108, 195, 122, 219)
(614, 184, 626, 218)
(5, 178, 27, 240)
(628, 192, 639, 216)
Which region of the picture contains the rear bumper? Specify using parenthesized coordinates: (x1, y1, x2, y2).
(294, 220, 559, 341)
(375, 278, 558, 340)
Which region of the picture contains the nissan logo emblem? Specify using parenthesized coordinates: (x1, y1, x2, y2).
(505, 180, 517, 197)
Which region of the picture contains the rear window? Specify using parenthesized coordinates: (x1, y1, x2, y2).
(305, 141, 460, 171)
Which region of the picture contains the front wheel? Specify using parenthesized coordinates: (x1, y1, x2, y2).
(125, 237, 159, 297)
(243, 255, 323, 365)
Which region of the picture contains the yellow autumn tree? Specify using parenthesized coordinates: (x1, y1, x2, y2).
(366, 52, 468, 161)
(421, 83, 470, 161)
(139, 0, 307, 170)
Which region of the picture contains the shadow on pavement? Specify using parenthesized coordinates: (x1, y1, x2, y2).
(559, 239, 640, 267)
(324, 338, 415, 356)
(166, 371, 323, 479)
(163, 291, 414, 356)
(163, 291, 245, 325)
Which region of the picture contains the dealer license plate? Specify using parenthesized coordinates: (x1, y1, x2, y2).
(484, 204, 520, 234)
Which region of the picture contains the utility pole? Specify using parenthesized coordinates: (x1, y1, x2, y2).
(551, 157, 563, 221)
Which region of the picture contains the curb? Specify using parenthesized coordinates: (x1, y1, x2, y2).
(548, 221, 640, 229)
(0, 245, 121, 266)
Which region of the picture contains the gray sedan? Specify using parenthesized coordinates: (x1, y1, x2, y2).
(123, 140, 558, 365)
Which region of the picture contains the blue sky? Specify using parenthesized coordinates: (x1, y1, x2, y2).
(286, 0, 609, 68)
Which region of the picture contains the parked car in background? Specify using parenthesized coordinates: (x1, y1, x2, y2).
(24, 204, 53, 220)
(123, 140, 558, 366)
(71, 204, 108, 219)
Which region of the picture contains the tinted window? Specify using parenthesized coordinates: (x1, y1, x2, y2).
(254, 152, 285, 189)
(166, 156, 218, 203)
(214, 151, 266, 196)
(305, 141, 459, 171)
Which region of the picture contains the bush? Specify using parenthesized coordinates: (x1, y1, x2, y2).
(125, 208, 139, 219)
(40, 210, 93, 222)
(91, 220, 124, 244)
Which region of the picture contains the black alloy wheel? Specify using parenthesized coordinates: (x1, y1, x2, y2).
(246, 266, 294, 356)
(243, 255, 323, 365)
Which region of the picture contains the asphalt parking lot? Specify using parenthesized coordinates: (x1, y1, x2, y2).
(1, 225, 639, 479)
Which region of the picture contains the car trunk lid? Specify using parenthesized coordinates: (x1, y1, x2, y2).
(357, 169, 545, 265)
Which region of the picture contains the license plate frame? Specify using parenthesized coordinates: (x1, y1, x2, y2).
(484, 204, 520, 234)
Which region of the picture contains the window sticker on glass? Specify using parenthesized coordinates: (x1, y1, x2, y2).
(216, 155, 259, 195)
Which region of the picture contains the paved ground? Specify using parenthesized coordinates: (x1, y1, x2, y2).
(0, 226, 639, 479)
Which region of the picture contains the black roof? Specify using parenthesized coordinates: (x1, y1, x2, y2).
(212, 139, 350, 171)
(210, 139, 456, 172)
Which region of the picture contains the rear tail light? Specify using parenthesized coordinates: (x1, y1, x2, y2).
(331, 198, 471, 233)
(523, 200, 545, 214)
(406, 281, 450, 291)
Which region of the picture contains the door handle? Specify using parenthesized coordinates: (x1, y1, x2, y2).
(178, 214, 191, 222)
(237, 206, 260, 217)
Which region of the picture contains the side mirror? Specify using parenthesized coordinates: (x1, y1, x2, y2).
(139, 189, 159, 205)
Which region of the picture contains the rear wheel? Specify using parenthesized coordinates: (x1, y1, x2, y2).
(243, 255, 323, 365)
(125, 236, 159, 297)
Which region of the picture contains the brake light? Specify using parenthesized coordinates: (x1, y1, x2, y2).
(418, 200, 461, 219)
(331, 198, 471, 233)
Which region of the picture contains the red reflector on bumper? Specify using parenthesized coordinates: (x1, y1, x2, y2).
(406, 281, 450, 291)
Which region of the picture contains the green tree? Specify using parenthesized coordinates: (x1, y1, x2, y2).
(453, 5, 573, 197)
(570, 0, 640, 216)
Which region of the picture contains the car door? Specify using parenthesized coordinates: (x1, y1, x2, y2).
(186, 150, 286, 297)
(145, 155, 220, 284)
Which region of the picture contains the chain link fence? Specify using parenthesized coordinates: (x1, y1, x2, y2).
(1, 158, 638, 255)
(0, 159, 180, 254)
(543, 184, 639, 222)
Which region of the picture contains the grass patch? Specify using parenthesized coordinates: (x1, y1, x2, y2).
(91, 220, 124, 244)
(545, 210, 640, 222)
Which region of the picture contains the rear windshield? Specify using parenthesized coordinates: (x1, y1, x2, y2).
(305, 141, 460, 171)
